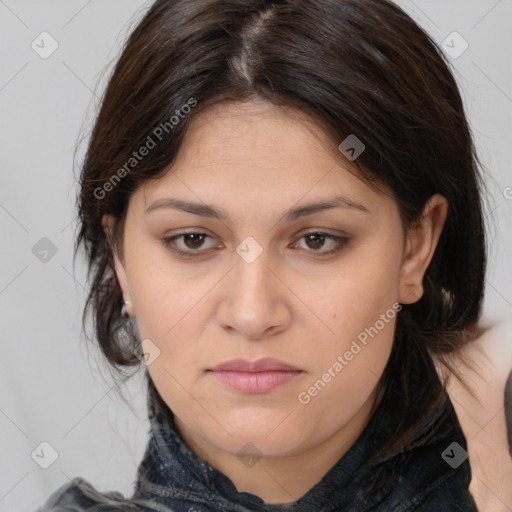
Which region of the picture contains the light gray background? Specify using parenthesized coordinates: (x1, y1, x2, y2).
(0, 1, 511, 511)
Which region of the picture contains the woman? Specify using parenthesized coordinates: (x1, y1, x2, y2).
(37, 0, 492, 510)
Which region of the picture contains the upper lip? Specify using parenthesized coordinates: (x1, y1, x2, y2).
(210, 358, 301, 372)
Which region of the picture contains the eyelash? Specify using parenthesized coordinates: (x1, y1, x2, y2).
(161, 231, 350, 259)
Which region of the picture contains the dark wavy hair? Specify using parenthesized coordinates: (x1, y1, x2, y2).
(73, 0, 489, 467)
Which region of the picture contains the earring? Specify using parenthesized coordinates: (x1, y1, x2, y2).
(121, 299, 132, 318)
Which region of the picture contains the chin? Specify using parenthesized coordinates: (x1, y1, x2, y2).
(215, 430, 306, 460)
(202, 410, 308, 457)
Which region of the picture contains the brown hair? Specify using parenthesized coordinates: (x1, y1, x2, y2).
(73, 0, 488, 468)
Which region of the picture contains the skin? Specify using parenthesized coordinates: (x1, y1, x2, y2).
(103, 100, 448, 504)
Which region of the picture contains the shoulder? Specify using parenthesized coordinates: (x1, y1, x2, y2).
(35, 477, 140, 512)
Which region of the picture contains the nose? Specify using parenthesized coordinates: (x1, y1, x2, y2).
(215, 249, 291, 340)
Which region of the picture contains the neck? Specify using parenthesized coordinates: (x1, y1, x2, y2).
(174, 387, 380, 504)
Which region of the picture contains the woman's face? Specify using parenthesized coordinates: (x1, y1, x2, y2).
(106, 100, 444, 462)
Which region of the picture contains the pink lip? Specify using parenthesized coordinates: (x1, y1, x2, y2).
(208, 358, 303, 393)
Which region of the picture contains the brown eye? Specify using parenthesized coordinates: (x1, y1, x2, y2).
(304, 233, 326, 250)
(182, 233, 207, 249)
(161, 232, 216, 257)
(296, 232, 349, 255)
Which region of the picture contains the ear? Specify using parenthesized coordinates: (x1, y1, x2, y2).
(398, 194, 448, 305)
(101, 214, 132, 314)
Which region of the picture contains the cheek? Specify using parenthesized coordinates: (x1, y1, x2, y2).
(304, 245, 401, 389)
(125, 236, 194, 336)
(322, 252, 401, 337)
(127, 257, 213, 381)
(300, 280, 398, 418)
(322, 276, 398, 373)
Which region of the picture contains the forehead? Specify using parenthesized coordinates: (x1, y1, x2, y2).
(175, 100, 335, 172)
(133, 100, 396, 222)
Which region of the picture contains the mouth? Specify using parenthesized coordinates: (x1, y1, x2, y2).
(207, 358, 304, 394)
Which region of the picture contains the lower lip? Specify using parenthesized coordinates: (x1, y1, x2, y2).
(209, 370, 302, 393)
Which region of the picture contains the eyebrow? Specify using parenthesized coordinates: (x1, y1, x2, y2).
(144, 195, 370, 223)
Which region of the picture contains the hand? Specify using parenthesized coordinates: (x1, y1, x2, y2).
(440, 318, 512, 512)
